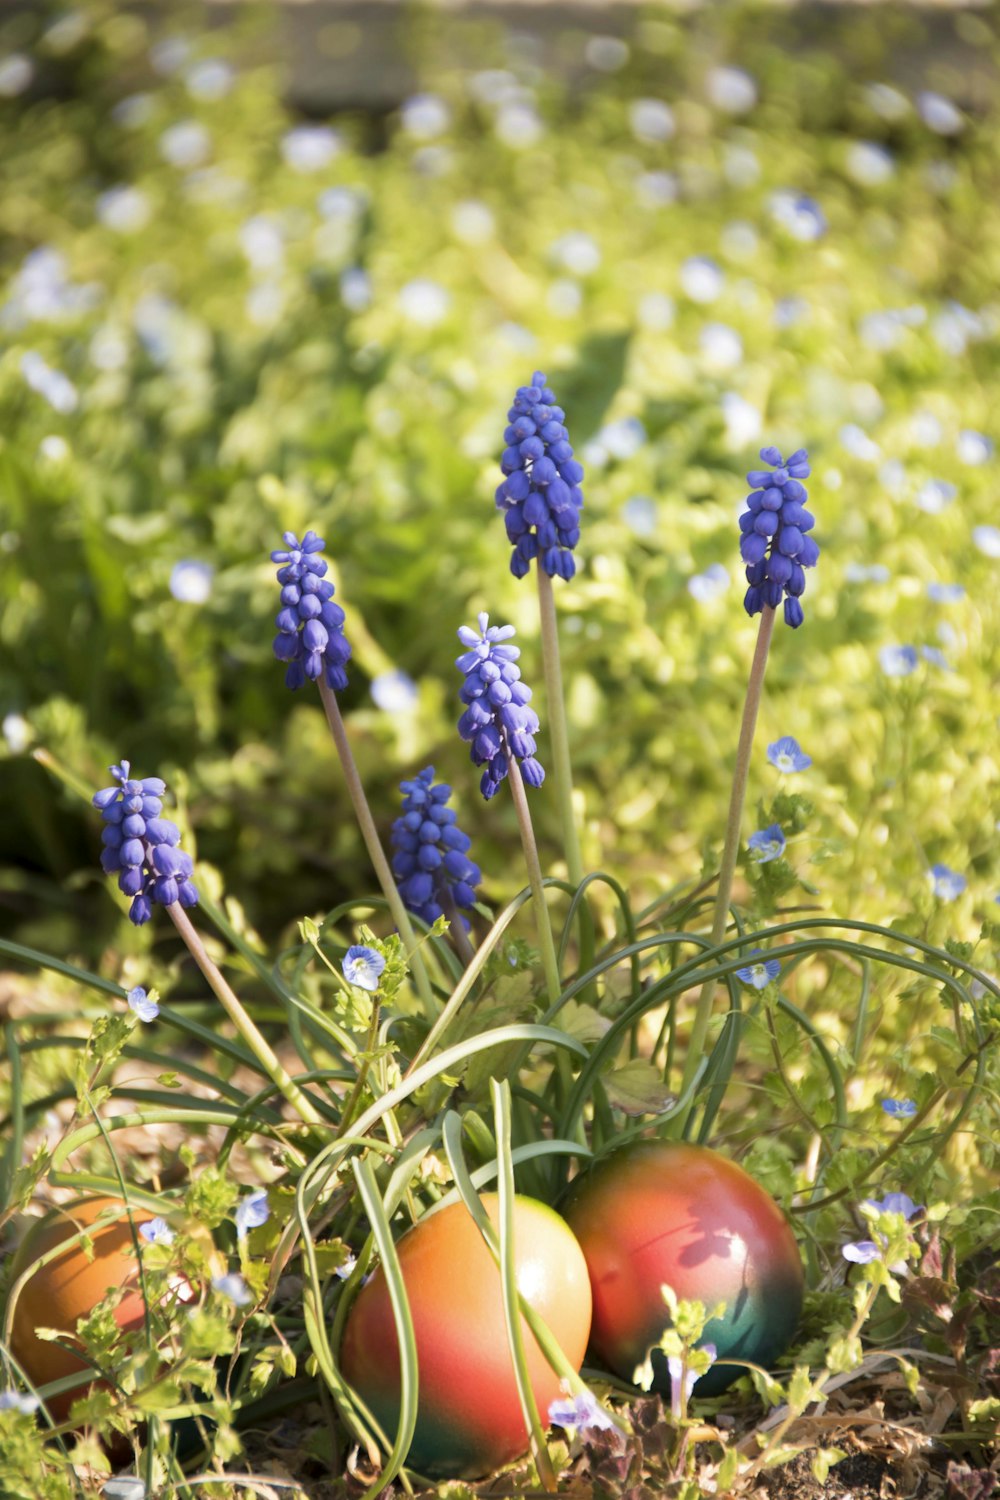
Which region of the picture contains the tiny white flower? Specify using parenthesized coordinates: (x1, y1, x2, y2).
(629, 98, 675, 144)
(706, 66, 757, 115)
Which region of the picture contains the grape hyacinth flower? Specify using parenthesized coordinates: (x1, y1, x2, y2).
(391, 768, 481, 928)
(739, 446, 819, 628)
(456, 614, 544, 800)
(495, 371, 585, 581)
(271, 530, 352, 691)
(93, 762, 198, 925)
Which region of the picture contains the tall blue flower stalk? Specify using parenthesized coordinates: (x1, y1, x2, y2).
(675, 439, 817, 1133)
(391, 768, 481, 929)
(270, 529, 435, 1016)
(495, 371, 584, 582)
(271, 530, 352, 689)
(93, 761, 198, 925)
(456, 614, 544, 801)
(739, 447, 818, 629)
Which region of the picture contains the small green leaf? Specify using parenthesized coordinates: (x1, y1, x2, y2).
(603, 1058, 674, 1116)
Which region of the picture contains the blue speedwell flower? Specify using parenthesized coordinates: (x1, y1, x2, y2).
(767, 736, 811, 773)
(748, 824, 786, 863)
(929, 863, 966, 901)
(342, 945, 386, 992)
(843, 1192, 921, 1264)
(739, 446, 818, 628)
(127, 986, 159, 1022)
(212, 1273, 252, 1306)
(139, 1217, 176, 1245)
(271, 530, 352, 692)
(881, 1097, 918, 1119)
(495, 371, 585, 581)
(456, 614, 544, 800)
(736, 950, 781, 990)
(93, 762, 198, 926)
(548, 1389, 615, 1433)
(391, 767, 481, 929)
(235, 1189, 270, 1240)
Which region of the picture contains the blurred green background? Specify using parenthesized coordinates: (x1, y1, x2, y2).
(1, 0, 999, 977)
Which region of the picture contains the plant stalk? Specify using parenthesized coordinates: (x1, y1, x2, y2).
(505, 751, 561, 1007)
(167, 904, 324, 1126)
(317, 679, 436, 1018)
(674, 605, 777, 1131)
(535, 569, 583, 884)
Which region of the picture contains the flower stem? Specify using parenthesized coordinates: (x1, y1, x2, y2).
(441, 885, 478, 969)
(505, 752, 561, 1007)
(317, 679, 436, 1019)
(167, 904, 324, 1127)
(673, 605, 777, 1132)
(334, 997, 381, 1141)
(535, 570, 583, 885)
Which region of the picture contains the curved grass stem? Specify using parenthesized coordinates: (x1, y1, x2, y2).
(506, 752, 561, 1007)
(317, 679, 436, 1018)
(673, 605, 776, 1134)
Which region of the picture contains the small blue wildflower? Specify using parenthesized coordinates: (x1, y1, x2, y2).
(748, 824, 786, 864)
(736, 950, 781, 990)
(881, 1098, 918, 1119)
(865, 1192, 920, 1219)
(740, 446, 818, 628)
(391, 767, 481, 929)
(342, 945, 386, 992)
(212, 1273, 252, 1306)
(666, 1345, 716, 1418)
(0, 1390, 40, 1415)
(127, 986, 159, 1023)
(843, 1192, 921, 1266)
(235, 1189, 270, 1240)
(270, 531, 352, 692)
(767, 737, 811, 773)
(456, 613, 544, 800)
(920, 646, 951, 671)
(335, 1252, 358, 1281)
(495, 371, 585, 581)
(842, 1239, 881, 1264)
(879, 644, 918, 677)
(548, 1388, 615, 1433)
(139, 1217, 175, 1245)
(929, 863, 966, 901)
(926, 582, 965, 604)
(92, 762, 198, 926)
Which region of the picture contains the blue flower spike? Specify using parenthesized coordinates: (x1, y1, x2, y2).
(342, 945, 386, 993)
(495, 371, 585, 581)
(767, 736, 811, 773)
(271, 530, 352, 692)
(391, 767, 481, 929)
(93, 762, 198, 926)
(735, 949, 781, 990)
(740, 445, 818, 628)
(748, 824, 786, 864)
(456, 613, 545, 800)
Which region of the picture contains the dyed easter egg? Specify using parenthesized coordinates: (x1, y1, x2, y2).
(8, 1197, 151, 1420)
(562, 1142, 803, 1396)
(339, 1194, 592, 1478)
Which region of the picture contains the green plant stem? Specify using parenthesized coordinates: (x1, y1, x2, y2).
(168, 904, 324, 1127)
(674, 605, 776, 1133)
(317, 679, 435, 1018)
(441, 885, 477, 968)
(536, 569, 583, 884)
(334, 997, 381, 1141)
(506, 751, 561, 1007)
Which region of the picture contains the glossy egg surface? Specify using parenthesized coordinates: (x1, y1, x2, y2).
(339, 1193, 592, 1478)
(562, 1141, 803, 1396)
(8, 1196, 149, 1419)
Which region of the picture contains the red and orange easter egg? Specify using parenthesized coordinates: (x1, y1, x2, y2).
(8, 1196, 151, 1420)
(562, 1141, 803, 1396)
(339, 1193, 592, 1477)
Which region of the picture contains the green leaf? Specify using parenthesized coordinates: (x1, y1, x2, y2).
(603, 1058, 674, 1116)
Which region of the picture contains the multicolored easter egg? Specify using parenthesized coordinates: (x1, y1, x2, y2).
(8, 1197, 150, 1420)
(562, 1141, 803, 1396)
(339, 1193, 592, 1478)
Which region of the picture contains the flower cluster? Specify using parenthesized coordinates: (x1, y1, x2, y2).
(271, 530, 352, 691)
(495, 371, 585, 581)
(390, 767, 481, 928)
(456, 614, 544, 800)
(93, 762, 198, 925)
(739, 446, 818, 628)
